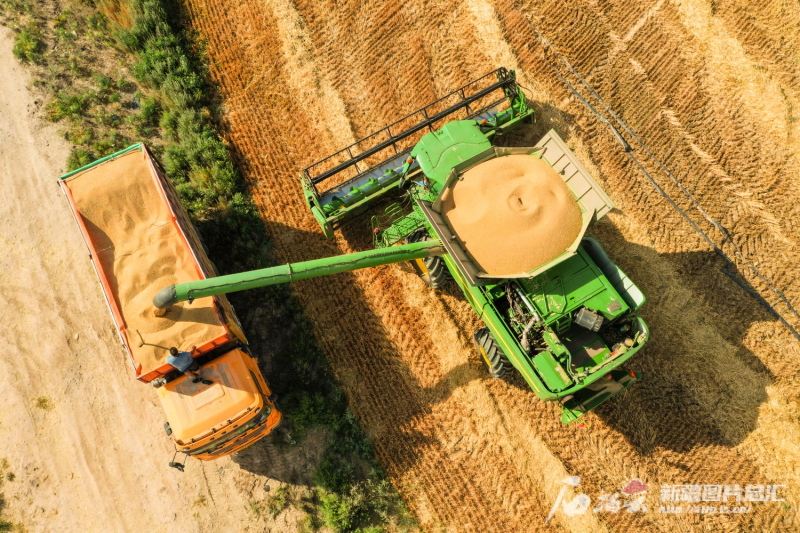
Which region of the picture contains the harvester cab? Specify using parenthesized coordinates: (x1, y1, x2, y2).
(155, 68, 650, 424)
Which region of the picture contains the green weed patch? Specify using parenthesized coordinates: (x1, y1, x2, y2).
(12, 21, 42, 62)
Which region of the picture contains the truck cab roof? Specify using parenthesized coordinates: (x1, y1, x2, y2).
(157, 348, 264, 446)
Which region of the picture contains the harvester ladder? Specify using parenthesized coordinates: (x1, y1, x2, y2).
(371, 197, 427, 249)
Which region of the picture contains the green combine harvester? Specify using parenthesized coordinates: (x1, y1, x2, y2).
(154, 68, 649, 423)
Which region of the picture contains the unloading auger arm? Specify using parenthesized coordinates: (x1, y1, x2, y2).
(153, 240, 445, 309)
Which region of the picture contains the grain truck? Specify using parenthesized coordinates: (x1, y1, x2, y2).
(59, 144, 281, 468)
(154, 68, 649, 423)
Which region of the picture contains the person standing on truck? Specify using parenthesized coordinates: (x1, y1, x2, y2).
(167, 346, 213, 385)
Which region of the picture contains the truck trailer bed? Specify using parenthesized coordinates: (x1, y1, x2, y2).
(60, 145, 229, 378)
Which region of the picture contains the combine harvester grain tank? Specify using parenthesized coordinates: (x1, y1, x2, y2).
(154, 68, 649, 423)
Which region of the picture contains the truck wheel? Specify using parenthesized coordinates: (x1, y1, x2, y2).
(473, 328, 512, 379)
(407, 229, 450, 289)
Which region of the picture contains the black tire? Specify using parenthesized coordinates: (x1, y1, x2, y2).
(473, 328, 512, 379)
(407, 229, 450, 289)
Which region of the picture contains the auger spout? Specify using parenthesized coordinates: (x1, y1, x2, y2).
(153, 240, 446, 309)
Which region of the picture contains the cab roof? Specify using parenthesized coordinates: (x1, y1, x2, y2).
(411, 121, 491, 186)
(157, 349, 263, 444)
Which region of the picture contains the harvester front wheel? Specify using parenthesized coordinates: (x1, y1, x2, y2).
(407, 229, 450, 289)
(473, 328, 512, 379)
(411, 255, 449, 289)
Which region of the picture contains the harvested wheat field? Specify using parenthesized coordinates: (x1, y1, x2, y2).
(177, 0, 800, 531)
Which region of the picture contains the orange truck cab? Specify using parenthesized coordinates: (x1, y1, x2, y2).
(59, 143, 281, 464)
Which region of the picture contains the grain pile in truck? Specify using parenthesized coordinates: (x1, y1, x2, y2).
(65, 148, 227, 373)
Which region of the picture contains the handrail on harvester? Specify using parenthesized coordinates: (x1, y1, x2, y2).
(153, 240, 446, 309)
(303, 68, 521, 191)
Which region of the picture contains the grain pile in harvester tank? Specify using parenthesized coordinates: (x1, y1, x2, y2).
(154, 69, 649, 423)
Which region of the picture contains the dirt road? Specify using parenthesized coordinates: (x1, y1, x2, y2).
(0, 27, 301, 533)
(181, 0, 800, 531)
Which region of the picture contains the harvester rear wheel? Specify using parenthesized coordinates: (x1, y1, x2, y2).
(407, 229, 450, 289)
(473, 328, 512, 379)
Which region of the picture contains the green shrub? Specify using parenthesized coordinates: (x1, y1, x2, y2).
(67, 55, 83, 76)
(162, 144, 189, 180)
(116, 77, 133, 93)
(12, 23, 43, 63)
(93, 73, 114, 95)
(53, 9, 73, 28)
(46, 91, 90, 121)
(297, 514, 319, 533)
(119, 0, 205, 107)
(55, 26, 78, 45)
(317, 477, 417, 533)
(248, 499, 262, 517)
(313, 454, 354, 495)
(264, 485, 290, 518)
(363, 474, 416, 529)
(87, 12, 107, 32)
(127, 96, 160, 136)
(159, 109, 178, 141)
(0, 0, 33, 14)
(319, 491, 361, 533)
(95, 107, 121, 127)
(91, 132, 128, 157)
(140, 96, 160, 123)
(330, 409, 371, 459)
(66, 149, 93, 171)
(66, 125, 94, 145)
(291, 392, 329, 438)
